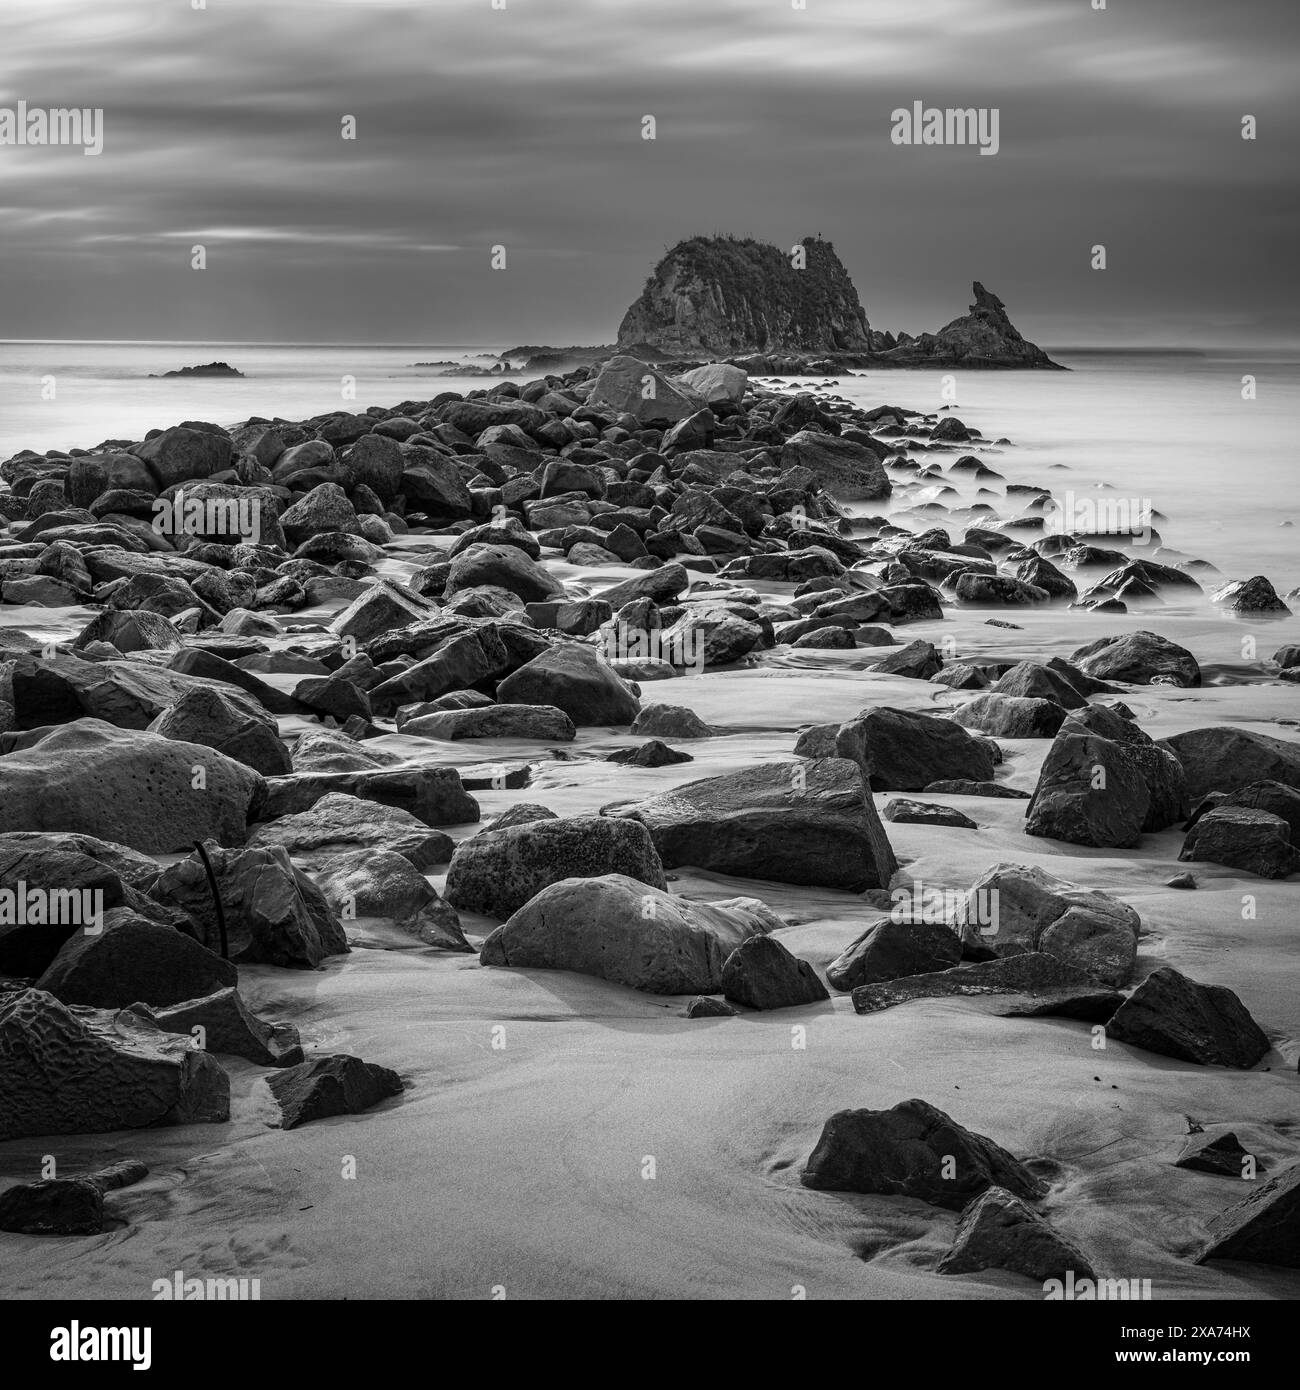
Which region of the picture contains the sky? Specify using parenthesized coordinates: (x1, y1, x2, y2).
(0, 0, 1297, 349)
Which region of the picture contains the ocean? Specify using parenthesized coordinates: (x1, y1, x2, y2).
(0, 341, 1296, 593)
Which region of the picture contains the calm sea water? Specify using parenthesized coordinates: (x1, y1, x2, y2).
(0, 341, 1295, 591)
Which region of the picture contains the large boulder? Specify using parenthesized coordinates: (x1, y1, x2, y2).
(0, 719, 265, 853)
(587, 356, 706, 425)
(779, 430, 891, 501)
(132, 425, 232, 491)
(605, 758, 897, 891)
(826, 917, 963, 992)
(0, 988, 230, 1140)
(955, 862, 1140, 987)
(676, 363, 748, 405)
(480, 874, 775, 994)
(800, 1098, 1044, 1209)
(1024, 729, 1151, 848)
(445, 816, 666, 919)
(310, 848, 468, 952)
(1179, 806, 1299, 878)
(1070, 631, 1200, 686)
(720, 933, 829, 1010)
(1160, 727, 1300, 800)
(260, 766, 479, 828)
(1107, 967, 1270, 1067)
(150, 842, 348, 967)
(446, 544, 565, 604)
(950, 693, 1066, 739)
(496, 643, 640, 726)
(148, 685, 291, 776)
(801, 707, 996, 792)
(1196, 1163, 1300, 1269)
(36, 908, 237, 1008)
(246, 792, 451, 871)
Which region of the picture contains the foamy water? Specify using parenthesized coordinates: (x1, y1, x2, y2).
(1, 341, 1295, 589)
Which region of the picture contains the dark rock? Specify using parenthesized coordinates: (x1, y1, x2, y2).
(827, 917, 963, 992)
(1196, 1162, 1300, 1268)
(446, 814, 666, 919)
(800, 1097, 1044, 1208)
(151, 842, 349, 966)
(1161, 727, 1300, 800)
(139, 987, 303, 1067)
(605, 757, 897, 891)
(720, 933, 829, 1010)
(1071, 631, 1200, 687)
(882, 799, 977, 829)
(1107, 967, 1270, 1068)
(1175, 1132, 1260, 1178)
(496, 643, 640, 725)
(938, 1187, 1094, 1281)
(1179, 806, 1299, 878)
(266, 1053, 403, 1129)
(606, 739, 694, 767)
(0, 988, 230, 1140)
(850, 953, 1122, 1021)
(36, 908, 237, 1008)
(481, 874, 774, 994)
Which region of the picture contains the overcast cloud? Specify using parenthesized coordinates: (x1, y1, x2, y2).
(1, 0, 1296, 346)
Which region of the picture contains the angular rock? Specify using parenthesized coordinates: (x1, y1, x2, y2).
(938, 1187, 1094, 1281)
(140, 987, 303, 1067)
(310, 847, 468, 951)
(1179, 806, 1299, 879)
(800, 1097, 1044, 1208)
(1196, 1163, 1300, 1268)
(827, 916, 963, 992)
(496, 643, 639, 726)
(36, 908, 237, 1009)
(721, 933, 829, 1010)
(266, 1053, 403, 1130)
(606, 757, 897, 891)
(1107, 967, 1270, 1068)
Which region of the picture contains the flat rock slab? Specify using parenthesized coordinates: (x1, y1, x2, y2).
(851, 953, 1122, 1022)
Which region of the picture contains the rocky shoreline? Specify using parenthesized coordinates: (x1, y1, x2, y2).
(1, 352, 1297, 1292)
